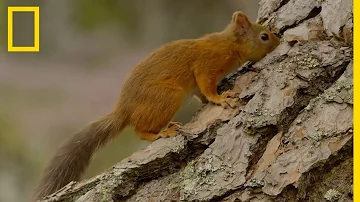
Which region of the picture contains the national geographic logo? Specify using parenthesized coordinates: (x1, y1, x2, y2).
(7, 6, 39, 52)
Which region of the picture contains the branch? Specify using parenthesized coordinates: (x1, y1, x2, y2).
(39, 0, 353, 201)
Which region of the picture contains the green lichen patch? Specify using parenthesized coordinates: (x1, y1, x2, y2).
(308, 131, 329, 142)
(179, 157, 236, 201)
(288, 53, 322, 70)
(324, 189, 341, 202)
(322, 79, 353, 104)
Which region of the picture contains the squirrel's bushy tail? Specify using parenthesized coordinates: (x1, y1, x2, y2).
(34, 113, 126, 200)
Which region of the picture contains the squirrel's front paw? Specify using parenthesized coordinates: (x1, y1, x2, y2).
(207, 91, 241, 109)
(219, 90, 240, 109)
(221, 90, 240, 99)
(220, 97, 240, 109)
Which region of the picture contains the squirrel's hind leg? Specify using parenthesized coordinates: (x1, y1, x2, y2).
(136, 125, 179, 142)
(136, 131, 162, 141)
(132, 87, 185, 142)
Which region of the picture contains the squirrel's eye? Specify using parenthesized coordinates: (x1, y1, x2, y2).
(260, 33, 269, 41)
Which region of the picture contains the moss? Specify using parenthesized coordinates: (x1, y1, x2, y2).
(247, 178, 265, 188)
(322, 79, 353, 104)
(288, 54, 322, 70)
(179, 160, 197, 201)
(304, 96, 321, 111)
(324, 189, 341, 202)
(244, 110, 275, 134)
(309, 131, 329, 142)
(179, 158, 235, 201)
(99, 184, 114, 202)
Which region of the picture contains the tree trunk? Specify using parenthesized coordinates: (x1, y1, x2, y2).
(38, 0, 353, 201)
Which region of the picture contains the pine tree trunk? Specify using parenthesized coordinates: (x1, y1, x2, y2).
(39, 0, 353, 201)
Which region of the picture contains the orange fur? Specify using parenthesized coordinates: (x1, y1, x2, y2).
(34, 11, 280, 200)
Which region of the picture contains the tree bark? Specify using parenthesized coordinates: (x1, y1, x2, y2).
(38, 0, 353, 201)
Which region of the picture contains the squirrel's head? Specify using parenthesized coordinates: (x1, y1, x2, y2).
(228, 11, 280, 63)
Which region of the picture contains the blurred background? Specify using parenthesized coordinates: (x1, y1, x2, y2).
(1, 0, 260, 201)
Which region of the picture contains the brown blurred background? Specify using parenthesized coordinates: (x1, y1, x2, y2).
(0, 0, 260, 201)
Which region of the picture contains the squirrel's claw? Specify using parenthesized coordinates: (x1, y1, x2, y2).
(222, 90, 240, 98)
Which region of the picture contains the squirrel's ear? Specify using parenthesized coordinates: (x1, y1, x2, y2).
(232, 11, 251, 29)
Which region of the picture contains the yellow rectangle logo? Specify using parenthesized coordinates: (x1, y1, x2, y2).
(8, 6, 40, 52)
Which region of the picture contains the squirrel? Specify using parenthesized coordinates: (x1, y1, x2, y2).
(34, 11, 280, 200)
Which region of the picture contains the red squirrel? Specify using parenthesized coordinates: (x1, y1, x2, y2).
(34, 11, 280, 200)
